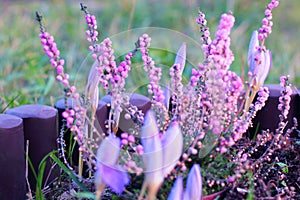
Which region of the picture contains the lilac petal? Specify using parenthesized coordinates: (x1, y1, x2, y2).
(161, 122, 183, 176)
(96, 163, 129, 194)
(86, 61, 100, 100)
(174, 42, 186, 74)
(256, 50, 271, 87)
(183, 164, 202, 200)
(167, 176, 183, 200)
(163, 85, 171, 110)
(113, 104, 121, 131)
(248, 31, 259, 72)
(141, 110, 159, 141)
(141, 110, 164, 185)
(96, 134, 120, 166)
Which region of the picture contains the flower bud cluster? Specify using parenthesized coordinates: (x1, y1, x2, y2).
(278, 76, 292, 119)
(258, 0, 279, 41)
(139, 34, 165, 107)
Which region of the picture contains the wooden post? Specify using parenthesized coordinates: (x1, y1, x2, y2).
(0, 114, 25, 200)
(6, 105, 58, 191)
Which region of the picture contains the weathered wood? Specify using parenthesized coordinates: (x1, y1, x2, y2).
(250, 84, 299, 138)
(0, 114, 25, 200)
(6, 104, 58, 190)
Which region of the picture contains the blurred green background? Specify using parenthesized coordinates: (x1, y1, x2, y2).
(1, 0, 299, 112)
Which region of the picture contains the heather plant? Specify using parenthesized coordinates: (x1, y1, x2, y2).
(34, 0, 299, 199)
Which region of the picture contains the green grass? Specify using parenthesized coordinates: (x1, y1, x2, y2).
(1, 0, 299, 112)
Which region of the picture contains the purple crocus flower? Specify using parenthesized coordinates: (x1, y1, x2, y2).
(139, 110, 183, 200)
(248, 30, 272, 89)
(95, 134, 129, 199)
(183, 164, 202, 200)
(248, 31, 259, 72)
(174, 42, 186, 74)
(254, 50, 272, 89)
(85, 61, 100, 116)
(167, 164, 202, 200)
(167, 176, 183, 200)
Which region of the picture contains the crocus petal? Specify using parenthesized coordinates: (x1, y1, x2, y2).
(183, 164, 202, 200)
(85, 60, 100, 101)
(85, 61, 100, 116)
(113, 104, 121, 133)
(248, 31, 259, 72)
(174, 42, 186, 74)
(161, 121, 183, 176)
(95, 134, 129, 196)
(96, 163, 129, 194)
(96, 134, 120, 166)
(163, 85, 171, 110)
(141, 110, 164, 193)
(256, 50, 272, 88)
(167, 176, 183, 200)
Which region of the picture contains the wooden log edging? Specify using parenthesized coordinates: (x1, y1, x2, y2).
(0, 85, 298, 199)
(5, 104, 58, 191)
(249, 84, 300, 138)
(0, 114, 25, 200)
(55, 93, 151, 168)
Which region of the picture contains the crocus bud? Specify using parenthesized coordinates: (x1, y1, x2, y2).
(95, 134, 129, 199)
(139, 110, 183, 200)
(161, 121, 183, 176)
(167, 176, 183, 200)
(163, 85, 171, 110)
(174, 42, 186, 74)
(254, 50, 272, 89)
(248, 30, 259, 72)
(140, 111, 164, 200)
(85, 60, 100, 116)
(183, 164, 202, 200)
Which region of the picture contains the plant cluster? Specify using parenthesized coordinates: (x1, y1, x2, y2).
(34, 0, 299, 199)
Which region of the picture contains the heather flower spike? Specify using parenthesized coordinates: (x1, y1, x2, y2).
(95, 134, 129, 199)
(174, 42, 186, 74)
(139, 110, 183, 200)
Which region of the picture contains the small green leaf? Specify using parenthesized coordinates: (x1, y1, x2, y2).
(43, 76, 55, 96)
(50, 153, 89, 192)
(276, 162, 287, 168)
(282, 167, 289, 173)
(281, 180, 287, 187)
(75, 192, 96, 199)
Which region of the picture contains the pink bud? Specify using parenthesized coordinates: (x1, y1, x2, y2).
(62, 111, 69, 118)
(128, 135, 135, 143)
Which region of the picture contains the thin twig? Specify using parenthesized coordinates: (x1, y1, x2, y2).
(25, 140, 33, 200)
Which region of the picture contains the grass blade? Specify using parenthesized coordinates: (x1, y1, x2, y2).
(50, 153, 89, 192)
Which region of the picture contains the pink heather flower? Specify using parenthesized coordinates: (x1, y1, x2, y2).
(139, 34, 165, 106)
(209, 13, 235, 70)
(278, 76, 292, 119)
(95, 134, 129, 198)
(258, 0, 279, 41)
(196, 10, 212, 60)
